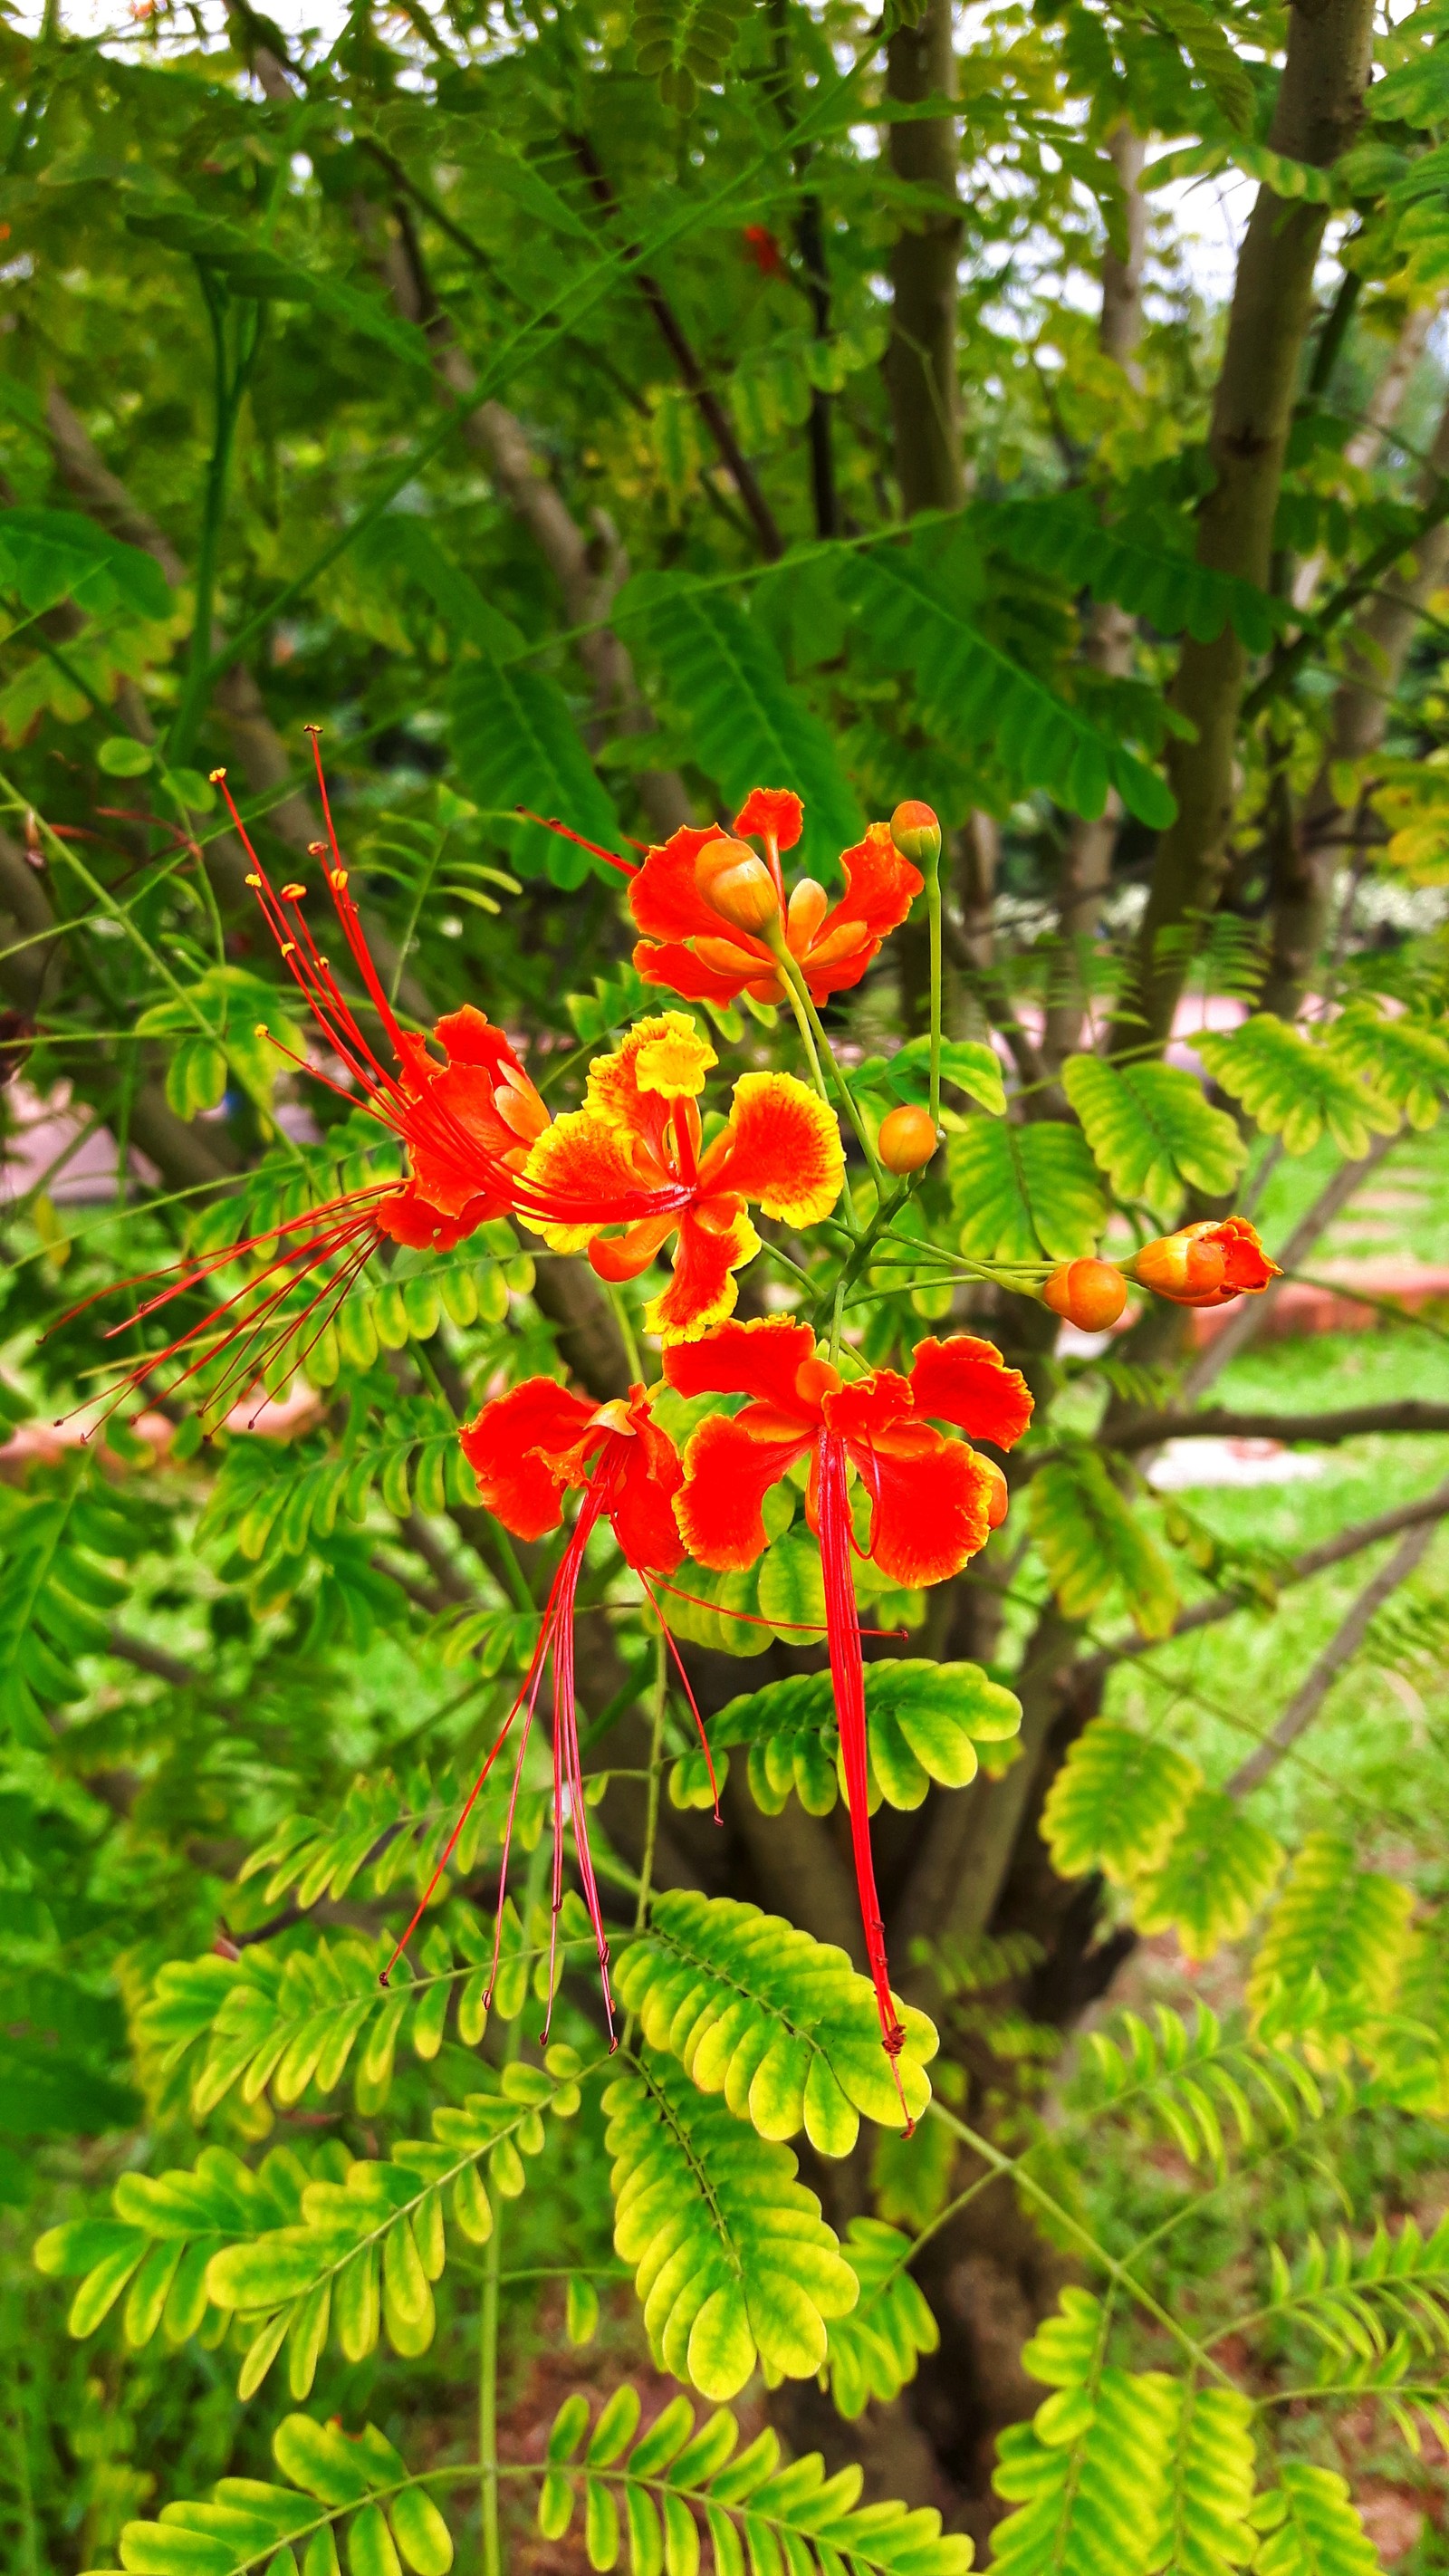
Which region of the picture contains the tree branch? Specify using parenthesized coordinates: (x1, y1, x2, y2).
(1090, 1398, 1449, 1459)
(1225, 1511, 1443, 1795)
(1076, 1478, 1449, 1686)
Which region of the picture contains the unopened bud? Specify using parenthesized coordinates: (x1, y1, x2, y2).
(889, 800, 941, 868)
(1135, 1227, 1226, 1302)
(1043, 1257, 1128, 1331)
(878, 1103, 938, 1174)
(696, 836, 780, 936)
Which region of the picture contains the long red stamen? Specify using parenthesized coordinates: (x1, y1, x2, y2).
(635, 1568, 721, 1824)
(514, 811, 638, 877)
(815, 1429, 913, 2129)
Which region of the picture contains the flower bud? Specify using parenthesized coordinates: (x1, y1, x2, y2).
(1043, 1258, 1128, 1331)
(695, 836, 780, 935)
(1135, 1226, 1227, 1302)
(878, 1103, 938, 1174)
(981, 1457, 1009, 1530)
(889, 800, 942, 869)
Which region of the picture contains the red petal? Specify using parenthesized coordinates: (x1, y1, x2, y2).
(610, 1417, 686, 1573)
(857, 1423, 998, 1587)
(908, 1334, 1034, 1450)
(628, 824, 728, 944)
(633, 937, 774, 1006)
(676, 1411, 811, 1568)
(733, 787, 804, 851)
(662, 1314, 820, 1414)
(820, 1370, 914, 1447)
(1214, 1217, 1279, 1292)
(376, 1184, 501, 1249)
(460, 1378, 599, 1539)
(645, 1206, 758, 1342)
(432, 1006, 528, 1078)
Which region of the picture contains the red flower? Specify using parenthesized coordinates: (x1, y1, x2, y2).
(385, 1379, 702, 2034)
(743, 224, 785, 279)
(1134, 1216, 1280, 1308)
(663, 1319, 1032, 2097)
(629, 790, 924, 1008)
(521, 1012, 843, 1342)
(82, 759, 692, 1418)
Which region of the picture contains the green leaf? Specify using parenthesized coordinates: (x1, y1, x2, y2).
(603, 2049, 859, 2398)
(1029, 1457, 1178, 1639)
(1041, 1722, 1198, 1886)
(0, 505, 172, 620)
(992, 2364, 1181, 2576)
(616, 1890, 936, 2154)
(1196, 1014, 1398, 1158)
(988, 493, 1273, 647)
(615, 574, 864, 874)
(824, 2218, 939, 2418)
(448, 658, 624, 888)
(948, 1120, 1106, 1264)
(1061, 1057, 1244, 1209)
(670, 1661, 1021, 1821)
(98, 735, 155, 776)
(1250, 2463, 1380, 2576)
(1130, 1788, 1283, 1962)
(1246, 1837, 1415, 2042)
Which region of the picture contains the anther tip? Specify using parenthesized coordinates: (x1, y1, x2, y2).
(378, 1972, 390, 1990)
(209, 767, 226, 783)
(307, 841, 327, 858)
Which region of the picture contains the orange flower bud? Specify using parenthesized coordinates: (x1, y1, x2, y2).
(1136, 1226, 1227, 1302)
(981, 1457, 1009, 1529)
(889, 800, 942, 868)
(1043, 1258, 1128, 1331)
(878, 1103, 939, 1173)
(695, 836, 780, 935)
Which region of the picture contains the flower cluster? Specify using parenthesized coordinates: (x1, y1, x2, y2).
(83, 758, 1282, 2100)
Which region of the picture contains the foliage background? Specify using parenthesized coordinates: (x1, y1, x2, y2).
(6, 0, 1449, 2568)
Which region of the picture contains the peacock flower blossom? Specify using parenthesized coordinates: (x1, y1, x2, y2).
(662, 1317, 1032, 2099)
(628, 787, 924, 1008)
(383, 1377, 705, 2037)
(1133, 1216, 1280, 1308)
(79, 758, 685, 1418)
(520, 1011, 844, 1343)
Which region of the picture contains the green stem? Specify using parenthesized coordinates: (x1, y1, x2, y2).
(608, 1283, 645, 1385)
(480, 1828, 552, 2576)
(925, 845, 943, 1129)
(633, 1631, 669, 1935)
(784, 952, 888, 1197)
(168, 281, 261, 771)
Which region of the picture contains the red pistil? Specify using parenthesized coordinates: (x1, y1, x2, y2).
(815, 1428, 913, 2129)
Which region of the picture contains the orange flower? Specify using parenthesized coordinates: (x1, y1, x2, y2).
(1134, 1216, 1280, 1308)
(521, 1013, 844, 1341)
(629, 788, 923, 1007)
(663, 1319, 1032, 2091)
(385, 1378, 701, 2038)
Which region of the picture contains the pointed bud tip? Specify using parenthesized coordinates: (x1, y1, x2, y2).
(889, 800, 942, 866)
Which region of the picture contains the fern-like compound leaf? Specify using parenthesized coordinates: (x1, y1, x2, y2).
(824, 2218, 940, 2417)
(1197, 1014, 1399, 1158)
(1250, 2462, 1381, 2576)
(1130, 1787, 1283, 1962)
(1061, 1055, 1244, 1210)
(603, 2048, 859, 2399)
(1247, 1836, 1416, 2043)
(1029, 1467, 1179, 1640)
(632, 0, 753, 110)
(1041, 1722, 1197, 1884)
(667, 1658, 1022, 1818)
(947, 1119, 1106, 1264)
(78, 2414, 453, 2576)
(615, 1891, 936, 2151)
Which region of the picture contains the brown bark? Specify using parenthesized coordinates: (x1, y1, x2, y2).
(1045, 124, 1146, 1065)
(1119, 0, 1377, 1047)
(1262, 381, 1449, 1015)
(885, 0, 964, 517)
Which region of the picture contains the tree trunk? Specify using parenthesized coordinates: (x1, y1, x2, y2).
(1118, 0, 1377, 1048)
(1262, 381, 1449, 1015)
(885, 0, 964, 517)
(1045, 123, 1147, 1065)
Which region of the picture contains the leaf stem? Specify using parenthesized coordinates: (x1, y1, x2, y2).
(924, 841, 943, 1129)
